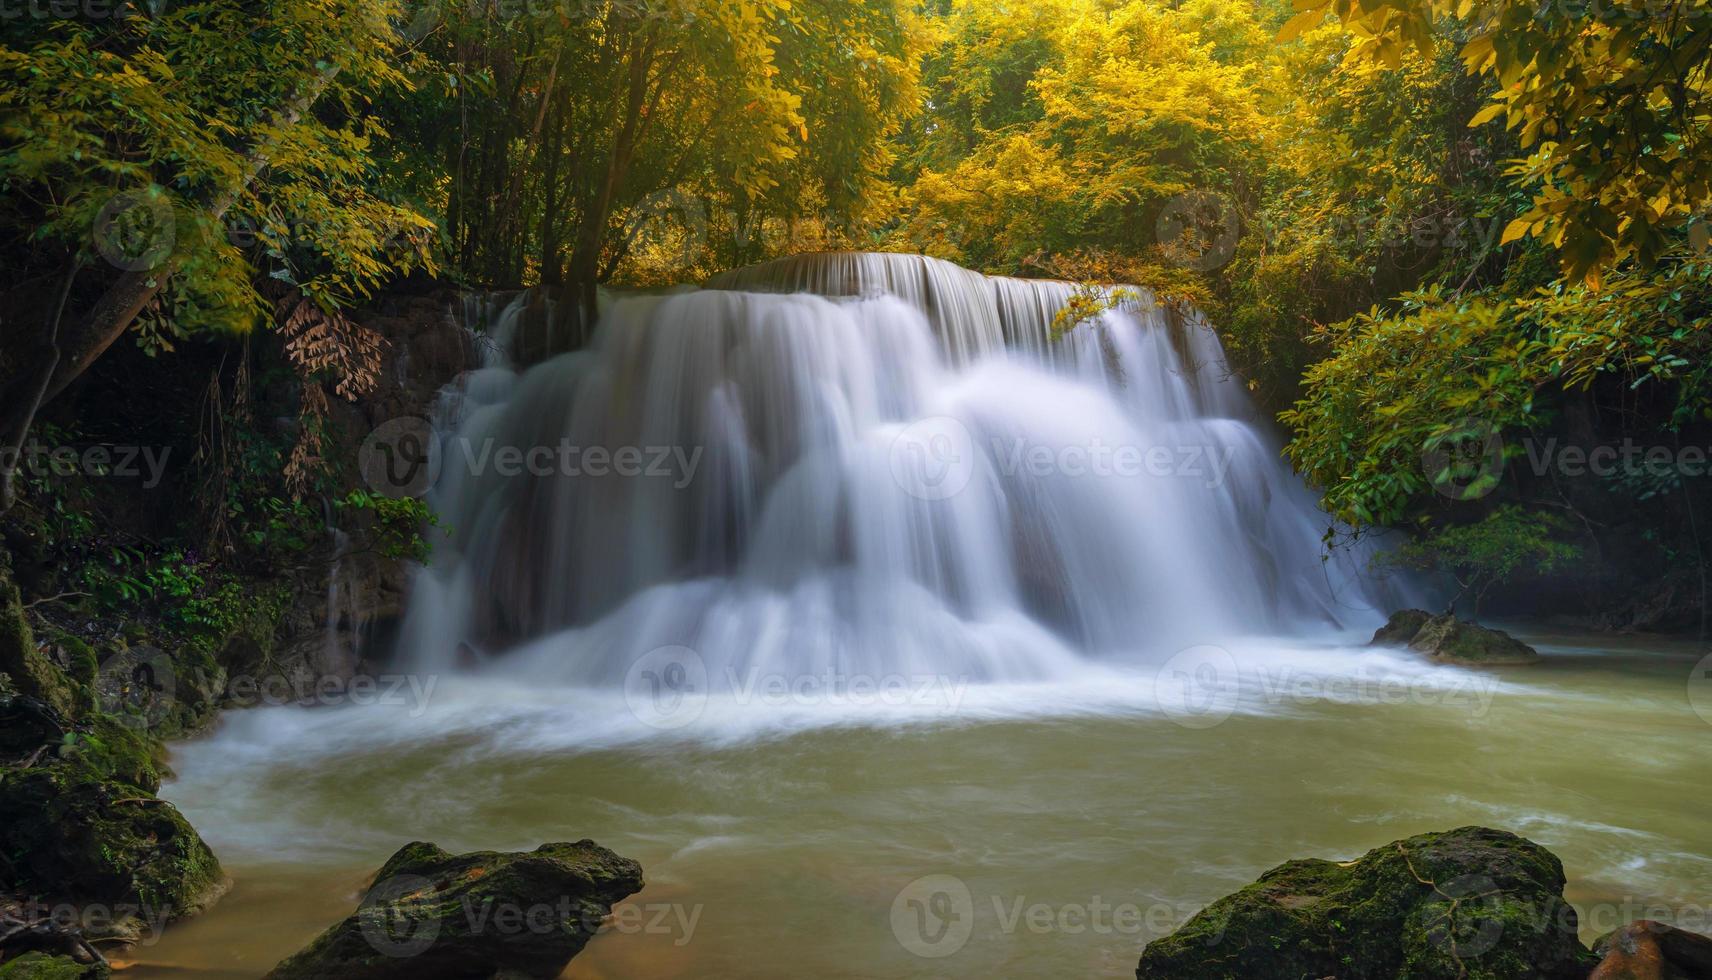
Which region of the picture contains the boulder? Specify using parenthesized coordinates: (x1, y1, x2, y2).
(0, 952, 109, 980)
(1371, 610, 1539, 665)
(0, 572, 77, 718)
(268, 839, 644, 980)
(1409, 615, 1539, 665)
(1590, 920, 1712, 980)
(1135, 826, 1595, 980)
(1372, 609, 1434, 647)
(0, 715, 225, 943)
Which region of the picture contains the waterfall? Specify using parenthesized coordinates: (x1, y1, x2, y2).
(397, 252, 1392, 688)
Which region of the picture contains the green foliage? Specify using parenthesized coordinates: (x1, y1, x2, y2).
(1283, 249, 1712, 529)
(75, 548, 284, 654)
(336, 489, 438, 563)
(1281, 287, 1540, 526)
(1376, 506, 1581, 616)
(0, 0, 435, 333)
(393, 0, 928, 290)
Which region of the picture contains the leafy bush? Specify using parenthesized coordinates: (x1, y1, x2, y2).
(1375, 506, 1581, 618)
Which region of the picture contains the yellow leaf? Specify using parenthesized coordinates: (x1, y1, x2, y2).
(1500, 218, 1532, 245)
(1467, 103, 1504, 127)
(1277, 7, 1326, 43)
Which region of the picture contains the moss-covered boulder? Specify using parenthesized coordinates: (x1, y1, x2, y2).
(1135, 827, 1595, 980)
(0, 715, 223, 942)
(0, 952, 109, 980)
(1590, 920, 1712, 979)
(1371, 610, 1539, 665)
(0, 573, 77, 718)
(268, 839, 644, 980)
(1409, 615, 1540, 665)
(1372, 609, 1434, 647)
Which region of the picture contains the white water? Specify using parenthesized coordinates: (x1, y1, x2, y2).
(397, 252, 1402, 701)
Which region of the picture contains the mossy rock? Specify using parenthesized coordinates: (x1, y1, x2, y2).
(0, 574, 78, 718)
(268, 839, 645, 980)
(1372, 609, 1434, 647)
(1136, 826, 1595, 980)
(92, 642, 226, 739)
(1409, 615, 1540, 665)
(0, 725, 221, 940)
(0, 953, 109, 980)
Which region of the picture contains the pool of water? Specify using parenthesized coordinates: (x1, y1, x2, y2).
(129, 630, 1712, 978)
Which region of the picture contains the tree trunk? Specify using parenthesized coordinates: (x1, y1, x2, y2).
(0, 263, 81, 515)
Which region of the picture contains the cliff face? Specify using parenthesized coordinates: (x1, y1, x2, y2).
(264, 289, 479, 687)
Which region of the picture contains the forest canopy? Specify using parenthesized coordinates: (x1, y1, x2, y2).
(3, 0, 1712, 577)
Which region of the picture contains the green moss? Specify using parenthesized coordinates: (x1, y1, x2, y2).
(0, 952, 109, 980)
(1409, 616, 1540, 665)
(0, 763, 222, 929)
(269, 840, 644, 980)
(0, 573, 78, 718)
(1137, 827, 1595, 980)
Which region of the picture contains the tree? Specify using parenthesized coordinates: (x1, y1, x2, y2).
(1376, 506, 1582, 618)
(892, 0, 1273, 288)
(0, 0, 435, 509)
(1279, 0, 1712, 282)
(400, 0, 926, 333)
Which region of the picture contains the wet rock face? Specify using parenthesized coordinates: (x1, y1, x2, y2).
(1371, 609, 1541, 665)
(267, 839, 644, 980)
(262, 290, 478, 685)
(1373, 608, 1434, 647)
(0, 710, 225, 945)
(1135, 826, 1595, 980)
(0, 951, 109, 979)
(1590, 920, 1712, 980)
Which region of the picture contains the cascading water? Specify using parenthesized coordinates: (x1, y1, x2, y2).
(396, 252, 1398, 693)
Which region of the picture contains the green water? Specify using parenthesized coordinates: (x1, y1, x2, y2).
(131, 633, 1712, 978)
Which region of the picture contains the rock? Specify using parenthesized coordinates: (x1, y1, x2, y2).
(0, 571, 78, 718)
(1135, 826, 1594, 980)
(1590, 920, 1712, 979)
(1372, 608, 1434, 646)
(0, 952, 109, 980)
(1409, 614, 1540, 665)
(268, 839, 644, 980)
(0, 715, 224, 943)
